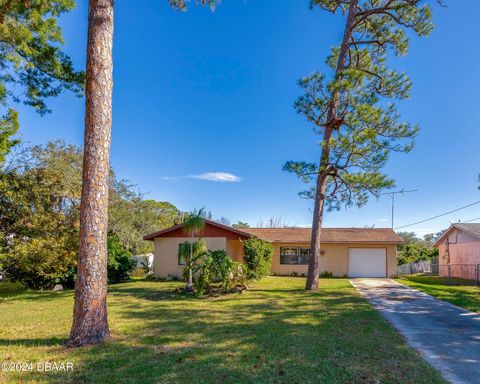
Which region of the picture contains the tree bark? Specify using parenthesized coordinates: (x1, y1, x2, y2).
(306, 0, 358, 291)
(67, 0, 114, 347)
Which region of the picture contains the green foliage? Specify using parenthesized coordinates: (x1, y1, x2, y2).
(0, 109, 19, 163)
(0, 141, 80, 289)
(0, 0, 84, 162)
(107, 232, 134, 284)
(1, 237, 77, 289)
(397, 231, 439, 265)
(182, 207, 207, 236)
(320, 271, 333, 278)
(232, 221, 250, 229)
(0, 140, 179, 288)
(192, 250, 245, 295)
(180, 238, 208, 282)
(109, 192, 180, 255)
(284, 0, 435, 209)
(241, 237, 273, 280)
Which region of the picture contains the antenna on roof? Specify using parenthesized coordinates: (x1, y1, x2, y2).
(377, 189, 418, 229)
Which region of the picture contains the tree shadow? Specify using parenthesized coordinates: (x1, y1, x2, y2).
(2, 279, 446, 384)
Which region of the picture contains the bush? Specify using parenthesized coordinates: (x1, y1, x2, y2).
(241, 237, 273, 280)
(192, 250, 247, 295)
(1, 237, 76, 289)
(320, 271, 333, 278)
(107, 233, 135, 284)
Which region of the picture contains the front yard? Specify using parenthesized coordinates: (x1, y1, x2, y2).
(0, 277, 445, 384)
(396, 275, 480, 313)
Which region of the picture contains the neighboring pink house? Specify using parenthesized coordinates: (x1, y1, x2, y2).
(434, 223, 480, 281)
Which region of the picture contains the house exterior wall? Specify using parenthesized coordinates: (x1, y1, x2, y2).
(152, 237, 398, 279)
(153, 237, 227, 278)
(437, 228, 480, 280)
(226, 239, 244, 263)
(270, 242, 397, 278)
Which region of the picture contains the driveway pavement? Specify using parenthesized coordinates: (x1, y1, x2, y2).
(350, 278, 480, 384)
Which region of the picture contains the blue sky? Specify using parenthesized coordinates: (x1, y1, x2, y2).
(15, 0, 480, 235)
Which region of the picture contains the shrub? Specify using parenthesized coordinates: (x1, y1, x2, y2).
(320, 271, 333, 278)
(192, 250, 247, 295)
(107, 233, 135, 284)
(241, 237, 273, 280)
(2, 237, 76, 289)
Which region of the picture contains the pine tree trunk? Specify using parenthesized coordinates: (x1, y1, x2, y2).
(67, 0, 114, 347)
(306, 0, 358, 291)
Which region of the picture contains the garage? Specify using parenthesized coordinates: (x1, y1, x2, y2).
(349, 248, 387, 277)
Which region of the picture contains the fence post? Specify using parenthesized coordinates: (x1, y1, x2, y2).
(448, 264, 451, 285)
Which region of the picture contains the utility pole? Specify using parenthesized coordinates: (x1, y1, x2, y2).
(378, 189, 418, 228)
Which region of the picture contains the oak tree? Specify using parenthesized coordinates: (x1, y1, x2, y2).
(284, 0, 438, 290)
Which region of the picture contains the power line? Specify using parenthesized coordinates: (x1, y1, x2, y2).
(461, 217, 480, 223)
(377, 189, 418, 228)
(394, 200, 480, 230)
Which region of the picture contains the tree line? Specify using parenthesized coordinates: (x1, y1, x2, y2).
(0, 140, 180, 288)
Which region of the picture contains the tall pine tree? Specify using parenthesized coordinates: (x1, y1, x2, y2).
(284, 0, 438, 291)
(67, 0, 218, 347)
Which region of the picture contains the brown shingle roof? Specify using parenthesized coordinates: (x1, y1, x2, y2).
(240, 227, 403, 244)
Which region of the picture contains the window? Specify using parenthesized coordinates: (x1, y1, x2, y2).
(280, 247, 310, 265)
(178, 244, 186, 265)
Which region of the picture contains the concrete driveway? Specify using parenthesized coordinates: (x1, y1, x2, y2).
(350, 278, 480, 384)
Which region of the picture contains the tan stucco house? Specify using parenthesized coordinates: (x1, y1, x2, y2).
(434, 223, 480, 280)
(143, 219, 403, 279)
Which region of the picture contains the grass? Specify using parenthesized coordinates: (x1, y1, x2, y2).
(396, 275, 480, 313)
(0, 277, 446, 384)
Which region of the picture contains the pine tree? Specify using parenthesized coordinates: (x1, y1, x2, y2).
(284, 0, 438, 291)
(0, 0, 84, 161)
(67, 0, 218, 347)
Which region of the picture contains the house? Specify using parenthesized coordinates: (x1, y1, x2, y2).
(434, 223, 480, 280)
(143, 219, 403, 279)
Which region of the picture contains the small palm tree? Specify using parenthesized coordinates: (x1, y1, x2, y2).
(182, 207, 206, 292)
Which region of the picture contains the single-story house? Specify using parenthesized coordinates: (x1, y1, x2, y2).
(434, 223, 480, 280)
(143, 219, 403, 279)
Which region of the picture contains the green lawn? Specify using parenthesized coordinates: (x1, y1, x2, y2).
(396, 275, 480, 313)
(0, 277, 445, 384)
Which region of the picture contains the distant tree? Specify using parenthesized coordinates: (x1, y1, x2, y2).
(397, 231, 439, 265)
(109, 188, 179, 254)
(217, 217, 231, 226)
(257, 216, 292, 228)
(284, 0, 436, 291)
(0, 0, 84, 161)
(0, 141, 178, 287)
(232, 221, 250, 229)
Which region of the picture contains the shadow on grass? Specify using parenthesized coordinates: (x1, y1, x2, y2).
(3, 279, 447, 384)
(0, 337, 65, 347)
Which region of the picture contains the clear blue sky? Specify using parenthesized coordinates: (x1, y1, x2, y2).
(15, 0, 480, 235)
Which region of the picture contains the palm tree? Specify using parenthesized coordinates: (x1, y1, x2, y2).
(182, 208, 206, 292)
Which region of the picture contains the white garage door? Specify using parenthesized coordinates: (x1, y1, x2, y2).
(348, 248, 386, 278)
